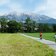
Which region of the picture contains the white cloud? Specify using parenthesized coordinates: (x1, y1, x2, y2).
(0, 10, 10, 16)
(29, 0, 34, 3)
(33, 5, 46, 14)
(0, 0, 24, 15)
(0, 0, 10, 15)
(33, 0, 56, 18)
(0, 0, 56, 19)
(8, 3, 24, 13)
(0, 0, 10, 5)
(45, 0, 56, 18)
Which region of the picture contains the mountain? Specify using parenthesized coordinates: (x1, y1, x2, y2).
(0, 13, 56, 24)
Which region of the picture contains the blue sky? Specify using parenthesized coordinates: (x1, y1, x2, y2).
(0, 0, 56, 18)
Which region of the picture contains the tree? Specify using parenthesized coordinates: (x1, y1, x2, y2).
(7, 20, 19, 33)
(0, 18, 7, 32)
(25, 17, 35, 32)
(38, 23, 53, 32)
(43, 24, 50, 32)
(25, 17, 31, 32)
(38, 23, 43, 32)
(18, 22, 23, 32)
(53, 24, 56, 32)
(25, 17, 37, 32)
(31, 21, 37, 32)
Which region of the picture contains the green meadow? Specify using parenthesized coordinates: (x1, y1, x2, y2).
(0, 33, 54, 56)
(24, 33, 55, 41)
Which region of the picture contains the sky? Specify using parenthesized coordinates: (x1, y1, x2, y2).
(0, 0, 56, 18)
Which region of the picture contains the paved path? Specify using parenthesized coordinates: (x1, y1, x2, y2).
(21, 34, 56, 50)
(21, 34, 56, 56)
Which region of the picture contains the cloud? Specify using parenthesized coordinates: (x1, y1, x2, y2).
(45, 0, 56, 18)
(0, 0, 56, 18)
(33, 5, 46, 14)
(0, 0, 10, 15)
(8, 3, 23, 13)
(0, 0, 24, 15)
(0, 0, 10, 5)
(33, 0, 56, 18)
(29, 0, 34, 3)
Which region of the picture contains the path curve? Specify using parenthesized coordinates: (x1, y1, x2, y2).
(20, 34, 56, 55)
(21, 34, 56, 50)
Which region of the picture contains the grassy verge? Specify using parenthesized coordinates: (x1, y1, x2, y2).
(0, 33, 54, 56)
(24, 33, 55, 41)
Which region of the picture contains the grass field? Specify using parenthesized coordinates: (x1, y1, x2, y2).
(24, 33, 55, 41)
(0, 33, 54, 56)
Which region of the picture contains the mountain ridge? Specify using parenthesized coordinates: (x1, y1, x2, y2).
(0, 13, 56, 24)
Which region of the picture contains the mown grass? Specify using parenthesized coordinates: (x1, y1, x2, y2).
(0, 33, 54, 56)
(24, 33, 55, 41)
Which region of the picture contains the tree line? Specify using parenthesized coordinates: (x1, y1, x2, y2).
(0, 17, 56, 33)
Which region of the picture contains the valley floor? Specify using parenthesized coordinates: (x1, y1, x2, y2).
(0, 33, 54, 56)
